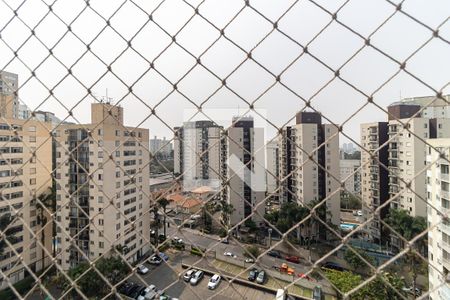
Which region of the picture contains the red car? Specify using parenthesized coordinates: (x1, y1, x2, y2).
(285, 256, 301, 264)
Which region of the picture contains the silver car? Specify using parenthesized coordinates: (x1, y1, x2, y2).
(190, 270, 204, 285)
(183, 269, 196, 282)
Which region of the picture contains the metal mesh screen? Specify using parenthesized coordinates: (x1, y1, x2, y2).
(0, 0, 449, 299)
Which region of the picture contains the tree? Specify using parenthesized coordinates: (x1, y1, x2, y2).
(157, 197, 169, 238)
(243, 245, 260, 259)
(344, 248, 375, 271)
(220, 201, 234, 230)
(325, 269, 406, 300)
(57, 256, 130, 298)
(385, 209, 427, 293)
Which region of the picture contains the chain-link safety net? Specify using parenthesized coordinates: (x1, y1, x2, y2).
(0, 0, 449, 299)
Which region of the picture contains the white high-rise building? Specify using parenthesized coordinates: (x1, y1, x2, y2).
(266, 140, 279, 198)
(340, 159, 361, 196)
(278, 112, 340, 228)
(226, 116, 265, 227)
(426, 139, 450, 300)
(173, 121, 224, 191)
(150, 136, 172, 158)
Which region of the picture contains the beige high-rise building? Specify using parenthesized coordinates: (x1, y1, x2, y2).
(278, 112, 340, 228)
(0, 72, 53, 288)
(426, 139, 450, 300)
(360, 122, 389, 243)
(388, 113, 450, 218)
(226, 116, 265, 227)
(54, 103, 150, 270)
(0, 71, 19, 120)
(266, 140, 279, 198)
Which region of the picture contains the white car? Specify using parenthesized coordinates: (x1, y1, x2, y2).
(357, 210, 363, 216)
(244, 258, 255, 263)
(183, 269, 197, 282)
(207, 274, 221, 289)
(137, 264, 149, 274)
(224, 252, 237, 258)
(136, 285, 157, 300)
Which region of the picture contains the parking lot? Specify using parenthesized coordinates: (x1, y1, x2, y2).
(128, 251, 276, 300)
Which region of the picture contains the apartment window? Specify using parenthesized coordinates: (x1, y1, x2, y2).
(116, 171, 121, 178)
(116, 151, 120, 157)
(29, 136, 36, 142)
(30, 168, 36, 175)
(98, 151, 103, 158)
(98, 196, 103, 203)
(99, 242, 104, 249)
(115, 130, 120, 136)
(28, 126, 36, 132)
(30, 178, 36, 185)
(98, 174, 103, 181)
(116, 223, 120, 230)
(98, 129, 103, 136)
(99, 219, 104, 225)
(116, 182, 120, 188)
(115, 140, 120, 147)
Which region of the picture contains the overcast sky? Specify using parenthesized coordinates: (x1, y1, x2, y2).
(0, 0, 449, 146)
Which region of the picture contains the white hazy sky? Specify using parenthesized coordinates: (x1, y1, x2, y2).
(0, 0, 449, 146)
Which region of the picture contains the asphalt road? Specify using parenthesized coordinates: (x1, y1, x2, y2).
(164, 227, 332, 289)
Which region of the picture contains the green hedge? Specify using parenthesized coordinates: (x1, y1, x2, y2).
(190, 249, 203, 256)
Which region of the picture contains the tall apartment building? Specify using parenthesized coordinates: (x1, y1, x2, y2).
(173, 121, 224, 191)
(149, 136, 173, 158)
(0, 73, 52, 288)
(340, 159, 361, 197)
(360, 122, 389, 243)
(394, 94, 450, 119)
(387, 104, 450, 217)
(426, 139, 450, 300)
(54, 103, 150, 270)
(0, 71, 19, 119)
(226, 116, 265, 227)
(266, 140, 279, 199)
(278, 112, 340, 227)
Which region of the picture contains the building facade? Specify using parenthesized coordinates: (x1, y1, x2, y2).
(340, 159, 361, 197)
(360, 122, 389, 243)
(226, 116, 265, 227)
(387, 104, 450, 218)
(0, 71, 19, 120)
(426, 139, 450, 300)
(0, 71, 53, 288)
(173, 121, 224, 191)
(55, 103, 150, 270)
(266, 140, 279, 199)
(149, 136, 172, 158)
(278, 112, 340, 228)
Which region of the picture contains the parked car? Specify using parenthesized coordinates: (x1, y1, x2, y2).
(130, 286, 145, 299)
(137, 285, 157, 300)
(208, 274, 221, 289)
(183, 269, 197, 282)
(267, 250, 282, 258)
(298, 273, 314, 281)
(224, 252, 237, 258)
(118, 282, 135, 295)
(158, 252, 169, 261)
(137, 264, 149, 274)
(313, 286, 323, 300)
(256, 270, 266, 284)
(402, 286, 422, 296)
(285, 256, 300, 264)
(125, 285, 140, 297)
(190, 270, 204, 285)
(244, 258, 255, 263)
(172, 236, 183, 244)
(357, 210, 363, 216)
(148, 255, 162, 265)
(248, 268, 258, 281)
(321, 262, 345, 272)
